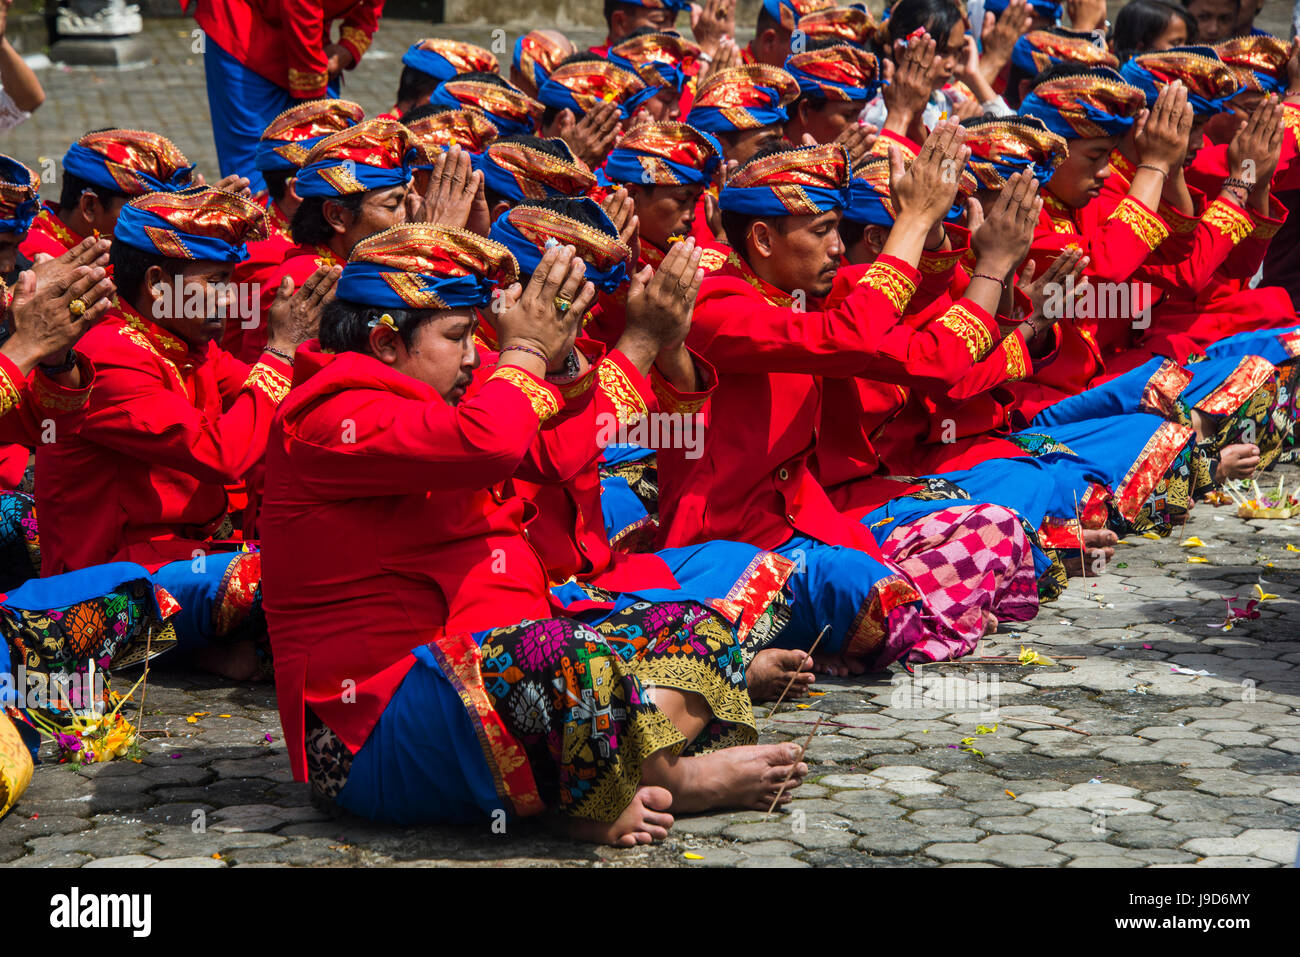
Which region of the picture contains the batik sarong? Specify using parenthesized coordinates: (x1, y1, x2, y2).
(309, 600, 756, 826)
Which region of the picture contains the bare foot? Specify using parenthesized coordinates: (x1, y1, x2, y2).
(1213, 443, 1261, 483)
(1062, 529, 1117, 576)
(192, 640, 264, 682)
(554, 785, 675, 847)
(643, 743, 810, 813)
(746, 648, 815, 702)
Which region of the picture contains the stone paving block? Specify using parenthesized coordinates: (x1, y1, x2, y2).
(1182, 829, 1299, 864)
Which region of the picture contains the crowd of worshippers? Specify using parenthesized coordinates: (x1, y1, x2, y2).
(1, 0, 1299, 845)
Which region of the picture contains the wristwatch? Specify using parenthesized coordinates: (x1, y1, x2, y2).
(545, 348, 582, 383)
(39, 349, 78, 375)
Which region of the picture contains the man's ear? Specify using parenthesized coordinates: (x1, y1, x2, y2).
(368, 323, 402, 364)
(143, 263, 170, 317)
(749, 220, 775, 260)
(866, 224, 889, 254)
(322, 197, 352, 235)
(286, 177, 303, 205)
(490, 199, 512, 221)
(1017, 78, 1032, 107)
(609, 8, 627, 39)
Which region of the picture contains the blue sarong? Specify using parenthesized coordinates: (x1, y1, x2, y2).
(203, 35, 339, 194)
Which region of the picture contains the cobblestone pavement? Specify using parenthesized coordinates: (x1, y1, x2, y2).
(5, 463, 1299, 869)
(4, 20, 1300, 868)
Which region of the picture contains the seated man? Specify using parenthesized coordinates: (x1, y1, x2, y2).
(261, 223, 809, 840)
(224, 98, 365, 362)
(782, 42, 881, 161)
(474, 135, 596, 221)
(592, 0, 689, 57)
(382, 39, 499, 120)
(609, 29, 702, 120)
(20, 129, 195, 261)
(34, 186, 335, 677)
(657, 132, 1040, 673)
(742, 0, 835, 68)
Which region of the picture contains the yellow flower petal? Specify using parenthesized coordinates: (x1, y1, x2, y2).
(1005, 789, 1016, 799)
(1285, 544, 1300, 552)
(1187, 556, 1210, 564)
(1255, 584, 1279, 601)
(1180, 536, 1206, 547)
(683, 852, 704, 860)
(1142, 532, 1162, 540)
(795, 704, 811, 709)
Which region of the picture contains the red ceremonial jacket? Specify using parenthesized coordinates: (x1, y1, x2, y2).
(19, 205, 83, 261)
(191, 0, 382, 99)
(260, 342, 579, 780)
(657, 249, 997, 556)
(222, 205, 297, 363)
(1008, 188, 1170, 419)
(34, 301, 292, 574)
(0, 350, 95, 470)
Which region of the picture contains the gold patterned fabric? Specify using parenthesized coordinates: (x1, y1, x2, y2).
(1216, 35, 1290, 92)
(1108, 196, 1169, 251)
(963, 115, 1068, 190)
(692, 65, 800, 129)
(489, 366, 560, 421)
(407, 109, 500, 155)
(799, 5, 877, 46)
(1202, 199, 1254, 244)
(938, 303, 995, 361)
(259, 99, 366, 168)
(858, 259, 916, 313)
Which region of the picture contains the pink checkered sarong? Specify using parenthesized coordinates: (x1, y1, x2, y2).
(878, 503, 1039, 664)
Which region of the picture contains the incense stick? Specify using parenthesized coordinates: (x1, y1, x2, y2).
(760, 624, 829, 730)
(766, 714, 825, 814)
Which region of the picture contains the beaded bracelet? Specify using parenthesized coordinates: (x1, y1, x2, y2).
(970, 272, 1005, 285)
(500, 343, 549, 364)
(262, 346, 294, 365)
(1137, 163, 1168, 178)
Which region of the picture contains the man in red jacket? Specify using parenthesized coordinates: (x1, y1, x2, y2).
(657, 132, 1039, 674)
(20, 129, 195, 262)
(189, 0, 384, 193)
(34, 186, 337, 677)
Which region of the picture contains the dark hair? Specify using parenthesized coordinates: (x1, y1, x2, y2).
(719, 143, 797, 255)
(58, 171, 128, 212)
(262, 168, 293, 204)
(396, 65, 440, 108)
(400, 103, 453, 123)
(1114, 0, 1198, 61)
(756, 7, 781, 35)
(604, 0, 644, 25)
(108, 240, 180, 305)
(290, 191, 365, 247)
(886, 0, 965, 51)
(837, 216, 869, 250)
(459, 71, 511, 88)
(1179, 0, 1239, 8)
(319, 300, 436, 354)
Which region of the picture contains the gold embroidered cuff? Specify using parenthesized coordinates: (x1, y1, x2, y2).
(938, 303, 994, 361)
(859, 260, 916, 314)
(919, 249, 963, 275)
(490, 366, 560, 422)
(288, 67, 329, 96)
(245, 362, 291, 404)
(1203, 199, 1254, 244)
(339, 25, 372, 60)
(650, 370, 709, 416)
(0, 363, 23, 418)
(32, 371, 90, 414)
(1108, 197, 1168, 251)
(1002, 333, 1029, 382)
(597, 358, 649, 425)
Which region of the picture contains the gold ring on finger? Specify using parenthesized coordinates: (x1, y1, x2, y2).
(554, 296, 572, 313)
(69, 298, 87, 318)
